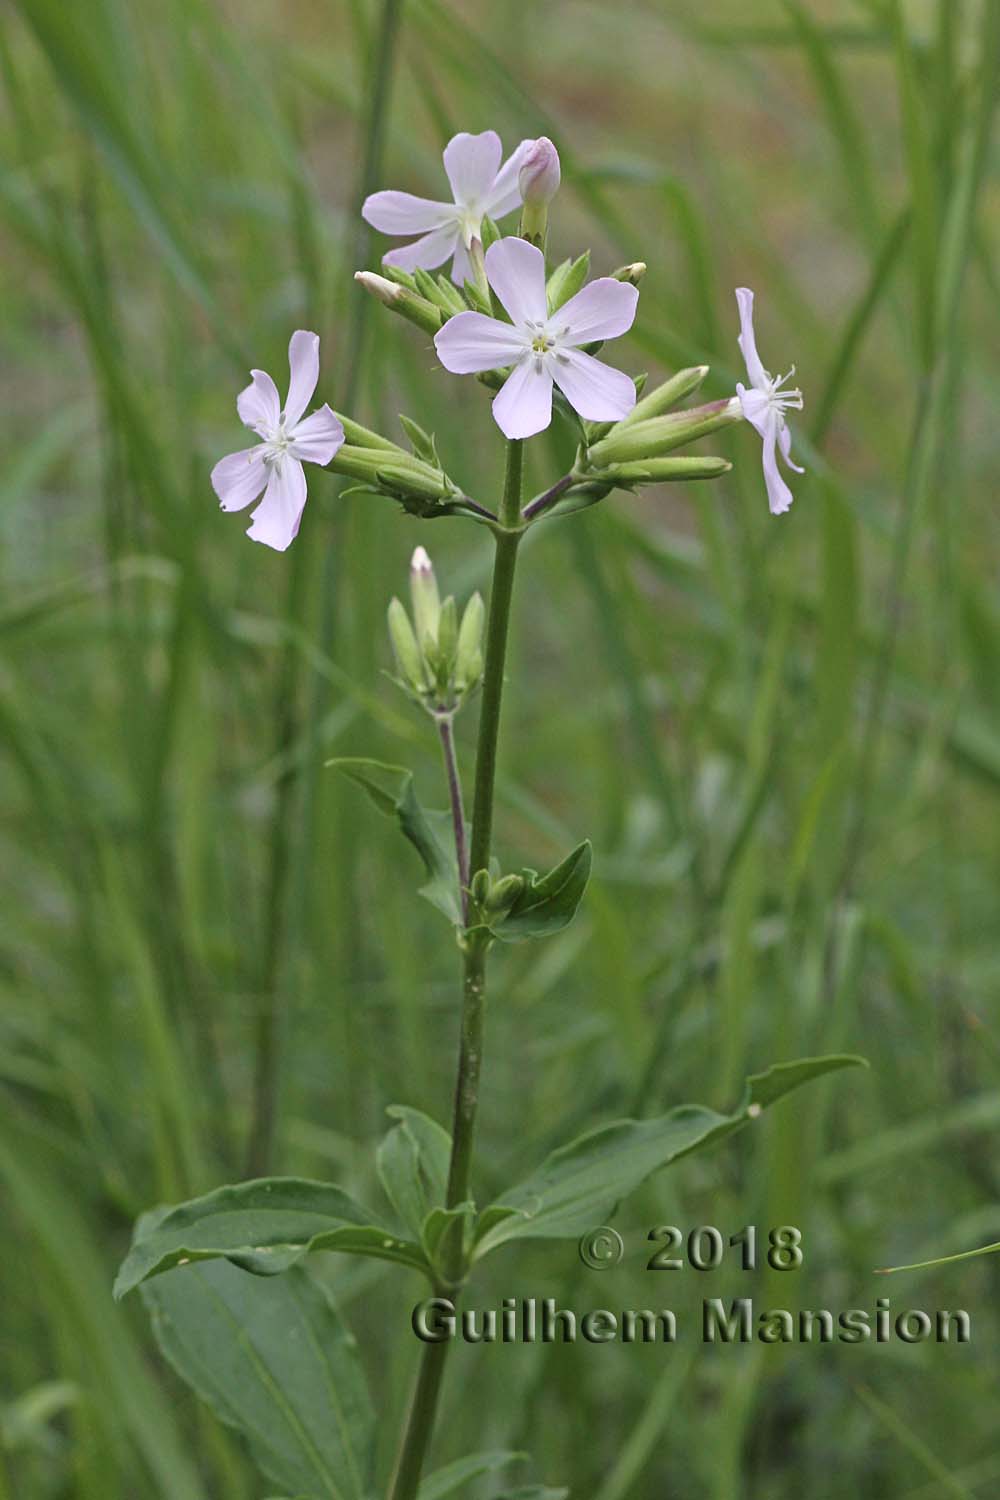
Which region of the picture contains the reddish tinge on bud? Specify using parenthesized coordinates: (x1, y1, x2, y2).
(518, 136, 561, 206)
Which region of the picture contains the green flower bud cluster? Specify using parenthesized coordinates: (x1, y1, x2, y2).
(387, 548, 485, 713)
(328, 409, 464, 517)
(517, 367, 744, 522)
(587, 386, 740, 468)
(469, 868, 525, 921)
(357, 249, 498, 325)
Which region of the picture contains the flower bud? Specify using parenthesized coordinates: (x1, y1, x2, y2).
(470, 869, 491, 907)
(484, 873, 525, 915)
(612, 262, 646, 286)
(594, 456, 732, 485)
(519, 137, 561, 206)
(354, 271, 444, 337)
(454, 592, 485, 692)
(618, 366, 709, 428)
(330, 445, 455, 506)
(436, 595, 458, 670)
(518, 137, 560, 247)
(386, 561, 483, 716)
(410, 546, 441, 650)
(587, 399, 742, 467)
(387, 597, 426, 691)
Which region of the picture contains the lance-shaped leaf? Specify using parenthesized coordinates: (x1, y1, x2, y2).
(143, 1257, 373, 1500)
(878, 1237, 1000, 1276)
(474, 1055, 866, 1256)
(492, 841, 592, 941)
(376, 1106, 452, 1241)
(114, 1178, 429, 1299)
(328, 759, 462, 924)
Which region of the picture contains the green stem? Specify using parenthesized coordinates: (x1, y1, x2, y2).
(387, 440, 524, 1500)
(436, 712, 469, 923)
(386, 1332, 451, 1500)
(445, 935, 489, 1212)
(467, 237, 492, 307)
(467, 439, 524, 881)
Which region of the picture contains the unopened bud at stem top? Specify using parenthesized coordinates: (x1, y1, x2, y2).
(387, 551, 484, 715)
(612, 262, 646, 287)
(354, 270, 444, 336)
(519, 137, 561, 206)
(410, 546, 441, 649)
(518, 136, 561, 247)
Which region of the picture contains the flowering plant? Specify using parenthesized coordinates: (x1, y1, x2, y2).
(115, 127, 859, 1500)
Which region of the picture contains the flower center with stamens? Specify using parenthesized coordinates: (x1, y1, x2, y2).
(766, 367, 804, 416)
(525, 321, 556, 358)
(264, 419, 293, 467)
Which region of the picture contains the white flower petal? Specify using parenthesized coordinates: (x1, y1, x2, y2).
(556, 278, 638, 345)
(237, 369, 280, 433)
(760, 410, 794, 515)
(435, 311, 525, 374)
(485, 138, 533, 219)
(551, 349, 637, 422)
(284, 331, 320, 427)
(247, 458, 309, 551)
(736, 381, 770, 438)
(362, 190, 455, 234)
(383, 223, 460, 273)
(289, 404, 345, 466)
(735, 286, 768, 389)
(211, 446, 268, 512)
(492, 357, 553, 439)
(778, 419, 805, 474)
(484, 237, 547, 328)
(442, 130, 502, 207)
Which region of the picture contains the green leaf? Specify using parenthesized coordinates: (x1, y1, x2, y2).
(376, 1106, 452, 1240)
(421, 1202, 476, 1277)
(493, 840, 592, 941)
(142, 1259, 373, 1500)
(328, 759, 462, 924)
(419, 1451, 524, 1499)
(114, 1179, 429, 1299)
(474, 1055, 866, 1255)
(878, 1239, 1000, 1276)
(547, 251, 590, 312)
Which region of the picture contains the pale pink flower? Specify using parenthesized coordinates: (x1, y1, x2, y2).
(734, 287, 804, 516)
(434, 238, 638, 440)
(362, 130, 531, 286)
(210, 331, 343, 552)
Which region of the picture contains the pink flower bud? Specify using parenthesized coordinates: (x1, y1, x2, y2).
(518, 137, 561, 207)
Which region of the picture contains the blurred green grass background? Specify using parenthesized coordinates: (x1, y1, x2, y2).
(2, 0, 999, 1495)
